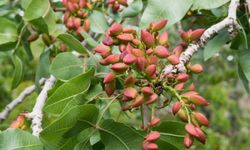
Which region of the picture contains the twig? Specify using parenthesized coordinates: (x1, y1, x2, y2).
(163, 0, 240, 74)
(27, 75, 56, 137)
(0, 79, 46, 123)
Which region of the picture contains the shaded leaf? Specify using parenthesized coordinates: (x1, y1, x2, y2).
(44, 68, 95, 114)
(0, 17, 18, 45)
(140, 0, 193, 28)
(11, 55, 24, 89)
(58, 33, 88, 54)
(0, 129, 43, 150)
(35, 49, 51, 91)
(238, 49, 250, 81)
(41, 104, 99, 149)
(121, 0, 143, 18)
(50, 52, 83, 81)
(80, 32, 98, 48)
(238, 63, 250, 93)
(192, 0, 229, 10)
(153, 121, 185, 150)
(89, 11, 109, 33)
(203, 30, 229, 61)
(99, 120, 144, 150)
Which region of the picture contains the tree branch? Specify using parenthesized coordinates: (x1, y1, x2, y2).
(163, 0, 240, 74)
(0, 79, 46, 123)
(246, 0, 250, 14)
(27, 75, 56, 137)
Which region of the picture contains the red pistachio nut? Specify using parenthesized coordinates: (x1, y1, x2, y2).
(190, 64, 203, 74)
(146, 48, 154, 55)
(188, 83, 195, 91)
(123, 28, 136, 34)
(184, 134, 193, 149)
(185, 124, 199, 137)
(193, 112, 209, 127)
(154, 46, 169, 58)
(103, 73, 116, 84)
(110, 22, 123, 36)
(145, 131, 160, 142)
(132, 39, 141, 46)
(79, 0, 86, 7)
(190, 28, 205, 41)
(117, 33, 134, 42)
(150, 20, 168, 32)
(105, 82, 115, 97)
(149, 117, 160, 126)
(180, 29, 192, 42)
(132, 95, 144, 108)
(188, 94, 209, 106)
(146, 64, 157, 77)
(141, 30, 155, 47)
(146, 93, 158, 105)
(136, 57, 148, 71)
(132, 48, 145, 57)
(176, 73, 189, 82)
(72, 17, 81, 28)
(142, 143, 158, 150)
(141, 86, 154, 95)
(175, 82, 185, 90)
(83, 19, 90, 31)
(195, 127, 206, 144)
(103, 36, 113, 46)
(110, 63, 128, 72)
(177, 109, 188, 122)
(125, 75, 137, 86)
(104, 54, 120, 64)
(173, 45, 183, 57)
(172, 101, 182, 115)
(124, 87, 138, 99)
(93, 44, 110, 54)
(167, 54, 180, 65)
(123, 53, 137, 64)
(147, 56, 158, 65)
(158, 31, 169, 45)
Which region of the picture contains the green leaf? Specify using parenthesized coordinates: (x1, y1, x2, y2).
(153, 121, 185, 150)
(238, 63, 250, 93)
(121, 0, 143, 18)
(44, 68, 95, 114)
(80, 32, 99, 48)
(23, 0, 50, 21)
(99, 120, 144, 150)
(23, 0, 56, 34)
(238, 49, 250, 81)
(11, 55, 24, 89)
(89, 11, 109, 33)
(203, 30, 229, 61)
(35, 49, 51, 91)
(41, 104, 99, 149)
(140, 0, 193, 28)
(58, 33, 88, 54)
(192, 0, 230, 10)
(50, 52, 83, 81)
(0, 129, 43, 150)
(0, 17, 18, 45)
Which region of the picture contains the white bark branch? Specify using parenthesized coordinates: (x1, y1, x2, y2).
(28, 75, 56, 137)
(246, 0, 250, 14)
(0, 79, 46, 123)
(163, 0, 240, 74)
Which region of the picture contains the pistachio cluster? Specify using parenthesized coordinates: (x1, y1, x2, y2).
(62, 0, 101, 38)
(94, 20, 208, 149)
(107, 0, 128, 12)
